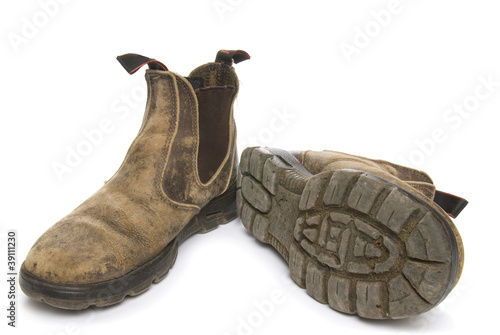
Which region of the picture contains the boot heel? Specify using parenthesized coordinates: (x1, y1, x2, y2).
(198, 183, 238, 233)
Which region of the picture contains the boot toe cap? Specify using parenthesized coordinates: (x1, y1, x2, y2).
(24, 219, 125, 285)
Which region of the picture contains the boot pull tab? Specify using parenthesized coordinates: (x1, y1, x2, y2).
(433, 190, 468, 219)
(215, 50, 250, 66)
(116, 53, 168, 75)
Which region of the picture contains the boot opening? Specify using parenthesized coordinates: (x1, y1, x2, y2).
(188, 63, 238, 184)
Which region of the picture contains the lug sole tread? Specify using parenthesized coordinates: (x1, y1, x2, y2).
(236, 147, 459, 319)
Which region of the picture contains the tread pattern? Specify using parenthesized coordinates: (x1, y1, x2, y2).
(237, 147, 458, 319)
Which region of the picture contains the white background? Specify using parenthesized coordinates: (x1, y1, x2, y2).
(1, 0, 499, 334)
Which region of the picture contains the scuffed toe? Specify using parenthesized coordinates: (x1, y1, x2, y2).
(24, 219, 124, 285)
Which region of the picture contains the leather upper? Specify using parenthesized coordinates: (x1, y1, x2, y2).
(296, 150, 437, 200)
(24, 68, 238, 285)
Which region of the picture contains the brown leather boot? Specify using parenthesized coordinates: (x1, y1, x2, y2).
(237, 147, 467, 319)
(20, 50, 249, 310)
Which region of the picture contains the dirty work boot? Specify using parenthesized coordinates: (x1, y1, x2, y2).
(237, 147, 467, 319)
(20, 49, 250, 310)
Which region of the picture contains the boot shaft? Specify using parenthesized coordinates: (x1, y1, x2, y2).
(111, 51, 249, 207)
(21, 50, 249, 293)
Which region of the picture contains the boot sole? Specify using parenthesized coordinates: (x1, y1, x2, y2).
(236, 147, 459, 319)
(19, 185, 238, 310)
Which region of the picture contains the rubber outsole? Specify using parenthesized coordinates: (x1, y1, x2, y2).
(19, 184, 238, 310)
(236, 147, 459, 319)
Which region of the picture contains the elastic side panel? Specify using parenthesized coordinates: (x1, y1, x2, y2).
(196, 86, 237, 184)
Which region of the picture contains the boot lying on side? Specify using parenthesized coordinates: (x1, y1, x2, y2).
(20, 49, 250, 310)
(237, 147, 467, 319)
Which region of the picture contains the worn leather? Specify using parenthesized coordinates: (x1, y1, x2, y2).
(24, 66, 239, 285)
(296, 150, 436, 200)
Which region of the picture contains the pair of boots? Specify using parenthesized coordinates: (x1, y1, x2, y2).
(20, 50, 467, 320)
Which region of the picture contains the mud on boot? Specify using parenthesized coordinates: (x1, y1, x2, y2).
(20, 50, 250, 310)
(237, 147, 467, 319)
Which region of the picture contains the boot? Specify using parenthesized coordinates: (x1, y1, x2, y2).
(237, 147, 467, 319)
(20, 49, 250, 309)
